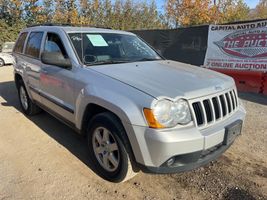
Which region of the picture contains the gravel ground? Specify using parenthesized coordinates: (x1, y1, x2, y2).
(0, 65, 266, 200)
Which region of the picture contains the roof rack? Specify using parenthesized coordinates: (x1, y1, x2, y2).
(27, 23, 72, 27)
(27, 23, 112, 29)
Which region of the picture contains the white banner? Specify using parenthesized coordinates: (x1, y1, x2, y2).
(204, 20, 267, 72)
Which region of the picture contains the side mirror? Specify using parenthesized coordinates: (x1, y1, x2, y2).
(41, 52, 72, 68)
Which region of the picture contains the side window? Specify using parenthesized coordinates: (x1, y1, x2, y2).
(44, 33, 68, 58)
(25, 32, 44, 58)
(14, 32, 28, 53)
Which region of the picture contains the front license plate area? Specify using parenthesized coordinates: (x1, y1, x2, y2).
(223, 120, 242, 145)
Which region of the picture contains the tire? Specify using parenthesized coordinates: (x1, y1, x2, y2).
(0, 58, 4, 67)
(87, 112, 137, 182)
(18, 80, 41, 115)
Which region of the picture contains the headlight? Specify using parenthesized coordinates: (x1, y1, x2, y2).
(144, 99, 192, 128)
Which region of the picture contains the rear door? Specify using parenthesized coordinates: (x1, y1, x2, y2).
(13, 31, 44, 103)
(13, 32, 28, 72)
(23, 32, 44, 102)
(39, 32, 75, 123)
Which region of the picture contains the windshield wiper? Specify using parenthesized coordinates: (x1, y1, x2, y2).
(85, 60, 128, 66)
(85, 58, 162, 66)
(134, 58, 162, 62)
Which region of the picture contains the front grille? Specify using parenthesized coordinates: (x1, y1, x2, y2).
(191, 89, 238, 127)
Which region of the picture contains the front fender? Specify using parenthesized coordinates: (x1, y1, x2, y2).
(75, 85, 153, 130)
(75, 85, 155, 165)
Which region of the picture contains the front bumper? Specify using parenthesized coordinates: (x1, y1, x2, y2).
(139, 140, 231, 174)
(127, 104, 246, 170)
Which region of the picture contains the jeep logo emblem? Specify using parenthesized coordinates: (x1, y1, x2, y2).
(215, 86, 223, 90)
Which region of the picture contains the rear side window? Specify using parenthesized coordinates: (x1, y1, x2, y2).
(14, 32, 28, 53)
(25, 32, 44, 58)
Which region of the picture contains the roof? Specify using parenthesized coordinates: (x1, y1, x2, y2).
(23, 24, 134, 35)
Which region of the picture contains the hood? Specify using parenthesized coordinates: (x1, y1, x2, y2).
(90, 60, 235, 99)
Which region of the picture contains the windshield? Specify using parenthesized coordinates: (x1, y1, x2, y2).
(68, 33, 162, 65)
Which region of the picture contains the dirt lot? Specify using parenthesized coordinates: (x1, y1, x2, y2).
(0, 65, 266, 200)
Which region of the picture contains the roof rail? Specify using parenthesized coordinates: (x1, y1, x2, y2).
(27, 23, 72, 27)
(27, 23, 112, 29)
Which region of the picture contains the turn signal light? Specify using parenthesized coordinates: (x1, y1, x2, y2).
(143, 108, 165, 129)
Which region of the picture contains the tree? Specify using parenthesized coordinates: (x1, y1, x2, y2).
(0, 19, 26, 46)
(165, 0, 212, 27)
(212, 0, 250, 23)
(36, 0, 54, 23)
(23, 0, 40, 24)
(79, 0, 92, 24)
(165, 0, 250, 27)
(111, 0, 123, 29)
(66, 0, 79, 24)
(251, 0, 267, 19)
(102, 0, 113, 27)
(0, 0, 23, 25)
(53, 0, 67, 23)
(136, 0, 164, 30)
(91, 0, 105, 26)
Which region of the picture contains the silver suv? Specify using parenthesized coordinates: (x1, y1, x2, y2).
(13, 24, 246, 182)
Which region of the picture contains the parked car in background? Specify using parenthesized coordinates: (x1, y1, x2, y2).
(1, 42, 15, 53)
(12, 24, 246, 183)
(0, 42, 15, 67)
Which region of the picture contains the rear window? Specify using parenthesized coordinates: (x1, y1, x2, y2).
(14, 32, 28, 53)
(25, 32, 44, 58)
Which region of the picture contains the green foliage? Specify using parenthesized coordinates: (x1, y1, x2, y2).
(250, 0, 267, 19)
(77, 0, 164, 30)
(216, 0, 250, 23)
(23, 0, 40, 24)
(0, 19, 26, 48)
(165, 0, 251, 27)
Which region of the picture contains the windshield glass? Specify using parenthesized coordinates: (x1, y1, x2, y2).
(68, 33, 162, 65)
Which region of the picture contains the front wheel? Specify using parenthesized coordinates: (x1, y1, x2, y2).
(87, 112, 137, 182)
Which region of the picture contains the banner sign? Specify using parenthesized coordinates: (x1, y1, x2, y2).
(204, 20, 267, 72)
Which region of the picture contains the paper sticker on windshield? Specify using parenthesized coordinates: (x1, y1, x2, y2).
(87, 34, 108, 47)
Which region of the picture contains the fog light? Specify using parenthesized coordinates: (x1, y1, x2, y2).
(166, 158, 175, 166)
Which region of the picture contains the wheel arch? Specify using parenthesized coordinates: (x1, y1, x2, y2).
(14, 73, 23, 89)
(74, 85, 153, 166)
(81, 103, 140, 170)
(14, 72, 34, 101)
(80, 103, 110, 135)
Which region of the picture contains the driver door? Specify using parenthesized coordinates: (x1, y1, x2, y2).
(40, 32, 75, 123)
